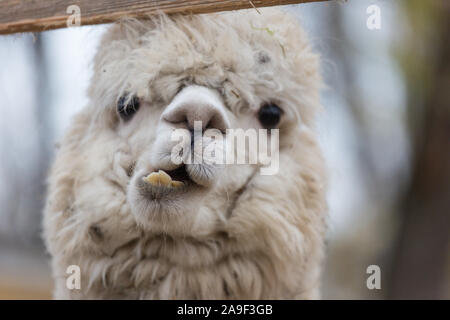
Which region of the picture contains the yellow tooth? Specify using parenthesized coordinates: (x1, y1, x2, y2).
(171, 181, 184, 188)
(158, 170, 172, 186)
(143, 172, 160, 185)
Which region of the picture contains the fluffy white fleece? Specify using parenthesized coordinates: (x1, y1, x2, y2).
(43, 8, 328, 299)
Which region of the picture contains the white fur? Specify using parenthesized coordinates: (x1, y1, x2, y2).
(43, 8, 327, 299)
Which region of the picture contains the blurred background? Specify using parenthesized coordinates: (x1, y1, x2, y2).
(0, 0, 448, 299)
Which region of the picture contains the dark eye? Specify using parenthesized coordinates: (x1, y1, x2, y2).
(258, 102, 282, 129)
(117, 94, 140, 121)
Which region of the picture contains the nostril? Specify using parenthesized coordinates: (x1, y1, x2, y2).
(204, 119, 214, 131)
(206, 115, 228, 134)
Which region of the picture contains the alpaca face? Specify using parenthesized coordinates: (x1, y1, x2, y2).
(44, 9, 327, 299)
(126, 82, 282, 235)
(126, 85, 230, 229)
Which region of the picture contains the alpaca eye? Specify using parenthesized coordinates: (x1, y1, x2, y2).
(117, 95, 140, 121)
(258, 102, 282, 129)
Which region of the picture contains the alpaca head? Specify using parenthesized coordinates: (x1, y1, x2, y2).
(44, 8, 327, 299)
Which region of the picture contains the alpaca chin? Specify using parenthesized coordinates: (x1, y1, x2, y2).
(127, 167, 203, 232)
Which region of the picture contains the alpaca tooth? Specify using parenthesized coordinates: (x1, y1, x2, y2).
(143, 172, 160, 185)
(171, 181, 184, 188)
(143, 171, 180, 188)
(158, 170, 172, 186)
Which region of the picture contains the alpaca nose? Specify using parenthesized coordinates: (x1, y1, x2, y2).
(162, 85, 230, 132)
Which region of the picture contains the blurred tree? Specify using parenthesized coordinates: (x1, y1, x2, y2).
(388, 0, 450, 299)
(319, 0, 406, 299)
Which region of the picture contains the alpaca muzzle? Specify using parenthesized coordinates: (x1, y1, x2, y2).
(161, 84, 230, 132)
(138, 84, 228, 194)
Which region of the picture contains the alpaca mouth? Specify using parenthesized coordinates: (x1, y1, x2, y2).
(142, 165, 191, 188)
(163, 165, 192, 183)
(137, 165, 197, 200)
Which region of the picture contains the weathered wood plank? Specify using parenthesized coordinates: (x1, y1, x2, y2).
(0, 0, 328, 35)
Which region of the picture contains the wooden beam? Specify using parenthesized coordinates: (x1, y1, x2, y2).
(0, 0, 328, 35)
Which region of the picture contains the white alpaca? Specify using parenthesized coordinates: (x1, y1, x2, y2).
(43, 8, 327, 299)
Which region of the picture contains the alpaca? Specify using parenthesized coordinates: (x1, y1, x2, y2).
(43, 8, 327, 299)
